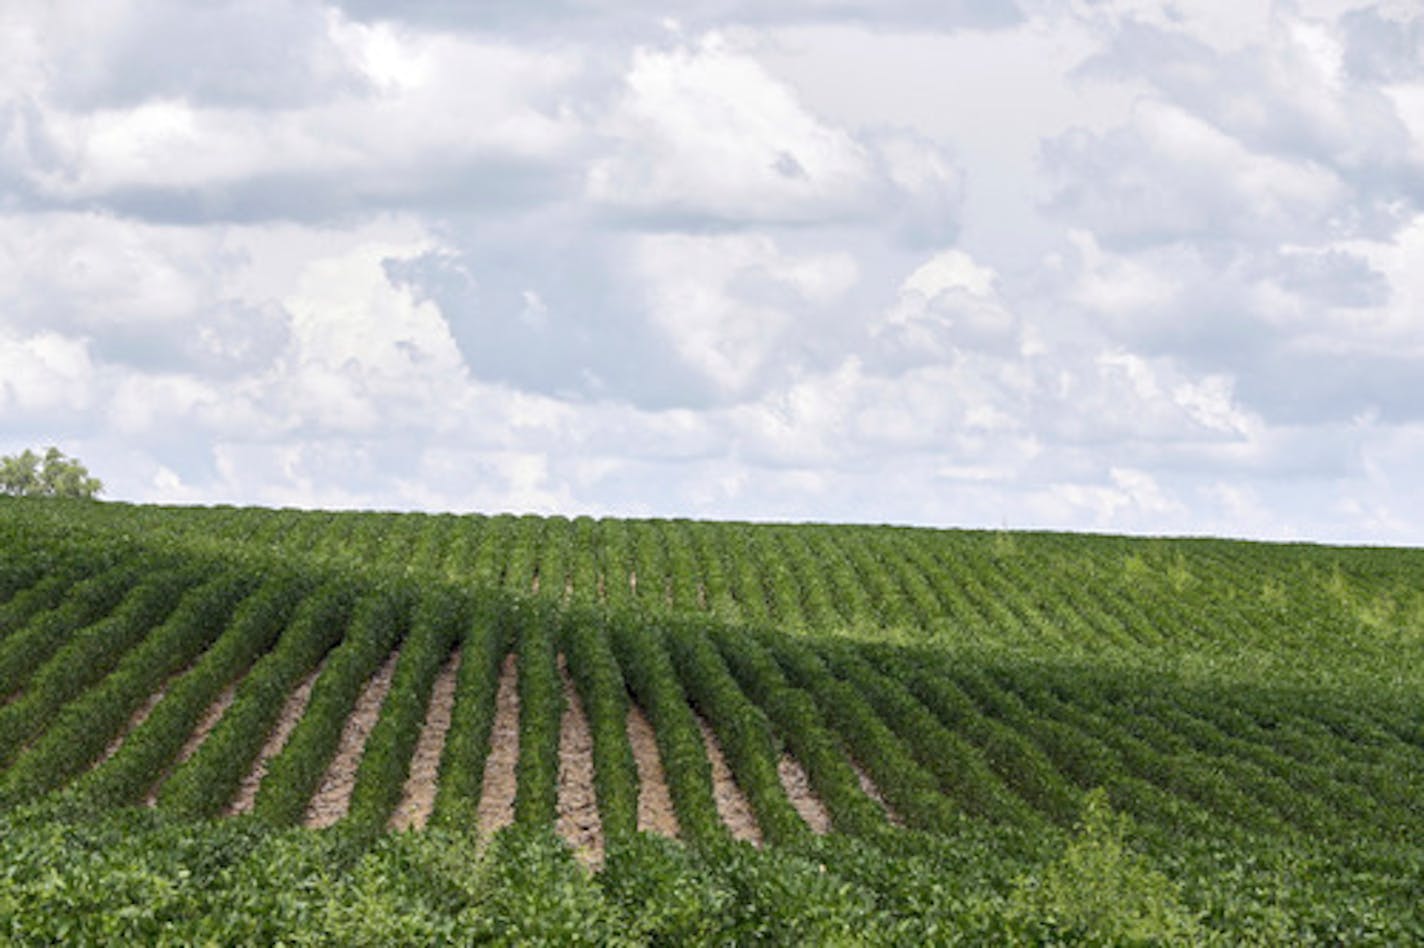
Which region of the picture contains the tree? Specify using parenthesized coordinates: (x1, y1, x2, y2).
(0, 447, 103, 499)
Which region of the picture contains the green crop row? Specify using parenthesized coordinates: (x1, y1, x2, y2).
(64, 573, 309, 810)
(710, 624, 886, 838)
(665, 619, 809, 846)
(344, 586, 466, 833)
(559, 610, 638, 840)
(253, 587, 412, 826)
(428, 596, 510, 829)
(0, 568, 253, 805)
(767, 633, 958, 834)
(159, 582, 355, 819)
(610, 616, 727, 847)
(0, 564, 145, 698)
(0, 567, 197, 767)
(0, 563, 92, 643)
(512, 602, 563, 829)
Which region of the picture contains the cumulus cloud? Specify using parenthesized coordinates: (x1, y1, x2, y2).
(588, 33, 963, 237)
(3, 9, 585, 221)
(631, 231, 858, 397)
(1, 0, 1421, 544)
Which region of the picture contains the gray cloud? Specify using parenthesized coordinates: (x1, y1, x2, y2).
(1, 0, 1421, 544)
(332, 0, 1023, 34)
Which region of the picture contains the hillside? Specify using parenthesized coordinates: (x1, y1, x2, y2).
(0, 498, 1420, 943)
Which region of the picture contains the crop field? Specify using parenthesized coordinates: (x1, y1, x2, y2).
(0, 498, 1421, 943)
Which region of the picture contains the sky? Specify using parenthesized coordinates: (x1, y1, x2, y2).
(1, 0, 1422, 544)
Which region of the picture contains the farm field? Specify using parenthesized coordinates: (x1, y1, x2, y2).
(0, 498, 1421, 943)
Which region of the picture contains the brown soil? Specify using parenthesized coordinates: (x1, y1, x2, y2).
(697, 583, 708, 610)
(626, 703, 679, 838)
(304, 647, 402, 829)
(389, 648, 462, 831)
(225, 660, 326, 816)
(850, 758, 904, 827)
(695, 715, 762, 845)
(476, 652, 519, 838)
(629, 569, 638, 596)
(97, 683, 171, 767)
(777, 752, 831, 834)
(143, 680, 240, 806)
(555, 655, 603, 868)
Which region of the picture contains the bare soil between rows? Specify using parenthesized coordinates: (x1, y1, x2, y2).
(390, 648, 461, 831)
(476, 652, 520, 837)
(226, 660, 326, 816)
(626, 703, 679, 838)
(305, 647, 402, 828)
(556, 655, 603, 867)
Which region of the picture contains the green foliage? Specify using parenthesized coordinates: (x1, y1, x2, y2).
(711, 625, 887, 838)
(254, 588, 412, 826)
(65, 573, 307, 809)
(158, 582, 354, 819)
(560, 609, 640, 840)
(1008, 789, 1204, 944)
(610, 617, 728, 847)
(0, 503, 1422, 941)
(666, 619, 811, 846)
(0, 447, 102, 499)
(428, 596, 510, 830)
(0, 569, 253, 805)
(344, 586, 465, 832)
(512, 602, 563, 829)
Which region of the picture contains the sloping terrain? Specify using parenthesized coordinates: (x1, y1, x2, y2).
(0, 498, 1420, 943)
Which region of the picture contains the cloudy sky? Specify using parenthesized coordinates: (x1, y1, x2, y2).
(2, 1, 1422, 543)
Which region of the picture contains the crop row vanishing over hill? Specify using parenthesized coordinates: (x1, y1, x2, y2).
(0, 497, 1420, 943)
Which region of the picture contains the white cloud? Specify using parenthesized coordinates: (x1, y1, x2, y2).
(1331, 213, 1424, 353)
(1031, 466, 1180, 528)
(588, 32, 964, 236)
(632, 231, 857, 396)
(875, 249, 1020, 362)
(0, 1, 1421, 543)
(588, 34, 879, 224)
(1045, 98, 1348, 247)
(0, 331, 95, 417)
(6, 10, 584, 216)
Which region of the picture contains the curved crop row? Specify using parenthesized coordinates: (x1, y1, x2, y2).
(158, 582, 355, 819)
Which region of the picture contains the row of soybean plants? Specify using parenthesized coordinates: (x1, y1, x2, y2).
(864, 640, 1424, 845)
(477, 603, 901, 849)
(0, 564, 263, 807)
(547, 608, 1066, 847)
(0, 559, 204, 769)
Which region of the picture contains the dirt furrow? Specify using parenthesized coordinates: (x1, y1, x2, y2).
(97, 683, 172, 768)
(389, 648, 462, 832)
(850, 758, 904, 827)
(695, 715, 762, 845)
(626, 703, 678, 838)
(142, 680, 241, 807)
(304, 646, 402, 828)
(777, 752, 831, 834)
(225, 660, 326, 816)
(476, 652, 519, 838)
(555, 655, 603, 868)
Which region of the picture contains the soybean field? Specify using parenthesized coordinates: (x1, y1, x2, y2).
(0, 497, 1420, 943)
